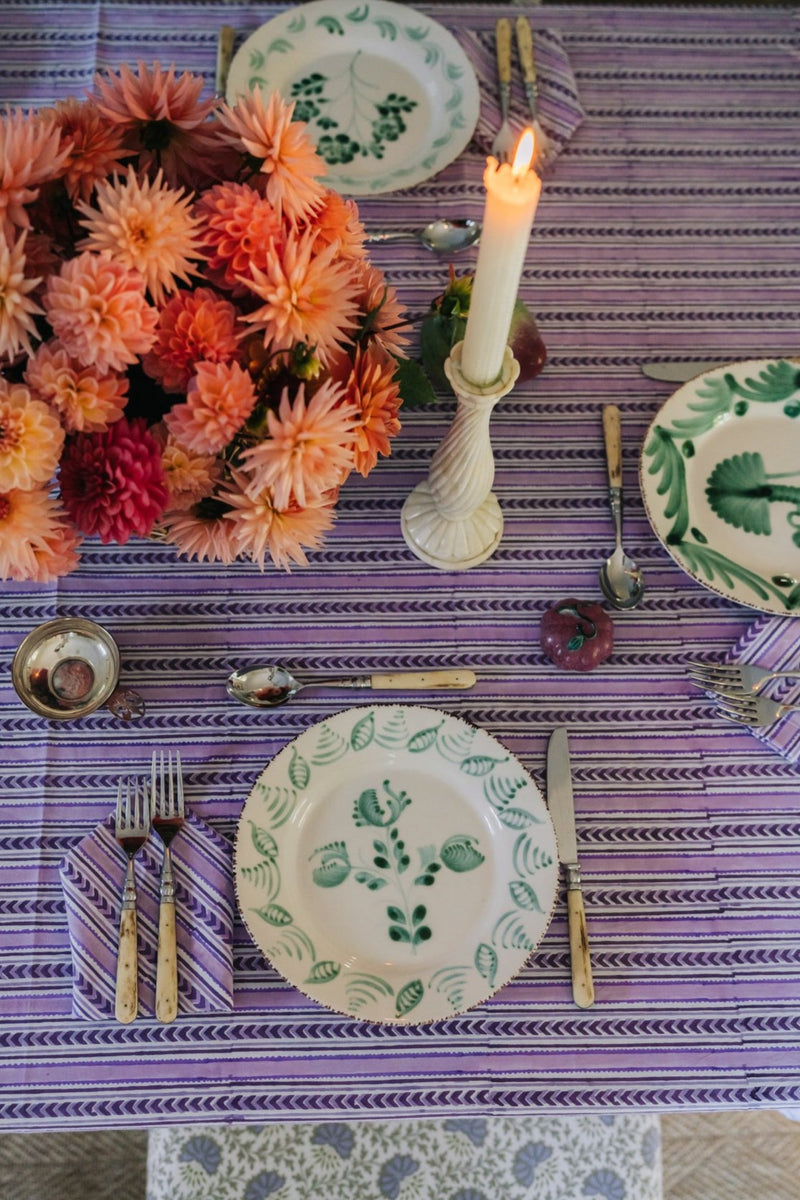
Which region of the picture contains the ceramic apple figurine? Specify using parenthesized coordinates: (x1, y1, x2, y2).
(540, 598, 614, 672)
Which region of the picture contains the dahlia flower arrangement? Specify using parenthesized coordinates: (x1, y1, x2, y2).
(0, 62, 410, 581)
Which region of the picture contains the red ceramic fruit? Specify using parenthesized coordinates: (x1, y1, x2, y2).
(540, 598, 614, 672)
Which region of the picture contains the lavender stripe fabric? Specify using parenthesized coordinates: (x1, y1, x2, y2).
(1, 2, 800, 1130)
(59, 811, 234, 1019)
(726, 618, 800, 764)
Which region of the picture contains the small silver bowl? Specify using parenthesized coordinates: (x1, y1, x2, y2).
(12, 618, 121, 720)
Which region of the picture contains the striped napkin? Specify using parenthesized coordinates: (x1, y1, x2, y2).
(455, 27, 585, 170)
(60, 810, 234, 1020)
(728, 616, 800, 764)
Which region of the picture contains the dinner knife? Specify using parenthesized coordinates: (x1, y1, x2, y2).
(642, 356, 799, 383)
(547, 727, 594, 1009)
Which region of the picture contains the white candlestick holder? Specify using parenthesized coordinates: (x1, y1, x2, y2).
(401, 340, 520, 570)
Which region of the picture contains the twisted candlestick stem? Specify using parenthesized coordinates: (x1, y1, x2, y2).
(401, 342, 519, 570)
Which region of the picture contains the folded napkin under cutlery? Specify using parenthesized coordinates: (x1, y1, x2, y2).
(60, 809, 234, 1020)
(456, 27, 584, 170)
(726, 615, 800, 764)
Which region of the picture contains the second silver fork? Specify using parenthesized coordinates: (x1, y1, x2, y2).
(151, 750, 185, 1024)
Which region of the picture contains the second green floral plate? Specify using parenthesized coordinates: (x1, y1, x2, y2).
(226, 0, 480, 195)
(640, 358, 800, 614)
(235, 705, 559, 1024)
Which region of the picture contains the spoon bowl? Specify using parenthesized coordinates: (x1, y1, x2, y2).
(599, 405, 645, 610)
(226, 664, 477, 708)
(365, 218, 481, 255)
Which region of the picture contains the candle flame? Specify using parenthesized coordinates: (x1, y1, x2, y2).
(511, 128, 535, 176)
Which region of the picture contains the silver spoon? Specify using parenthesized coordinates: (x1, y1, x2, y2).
(364, 218, 481, 255)
(226, 665, 477, 708)
(599, 404, 645, 610)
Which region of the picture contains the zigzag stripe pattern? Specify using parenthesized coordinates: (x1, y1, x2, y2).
(1, 0, 800, 1130)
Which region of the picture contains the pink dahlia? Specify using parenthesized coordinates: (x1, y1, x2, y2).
(352, 260, 410, 356)
(221, 469, 336, 571)
(165, 360, 257, 455)
(242, 377, 356, 510)
(161, 500, 239, 564)
(158, 430, 220, 508)
(43, 251, 158, 373)
(219, 90, 326, 224)
(59, 416, 168, 543)
(194, 181, 284, 292)
(142, 287, 241, 394)
(9, 517, 82, 582)
(0, 380, 64, 491)
(93, 61, 223, 189)
(25, 340, 128, 433)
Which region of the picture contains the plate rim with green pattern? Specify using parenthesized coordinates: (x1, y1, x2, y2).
(639, 357, 800, 615)
(225, 0, 480, 195)
(235, 704, 559, 1025)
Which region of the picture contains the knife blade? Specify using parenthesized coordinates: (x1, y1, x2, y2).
(547, 727, 594, 1009)
(642, 356, 799, 383)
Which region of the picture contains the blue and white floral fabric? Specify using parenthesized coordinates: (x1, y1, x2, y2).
(147, 1114, 662, 1200)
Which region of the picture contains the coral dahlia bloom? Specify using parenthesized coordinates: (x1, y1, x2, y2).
(240, 231, 360, 366)
(48, 97, 128, 203)
(93, 61, 222, 189)
(344, 344, 403, 477)
(306, 190, 366, 260)
(0, 380, 64, 491)
(59, 416, 168, 543)
(0, 485, 70, 580)
(195, 181, 284, 291)
(9, 518, 82, 582)
(165, 359, 257, 455)
(221, 469, 336, 571)
(352, 261, 410, 356)
(159, 432, 220, 508)
(78, 166, 201, 304)
(44, 251, 158, 374)
(0, 108, 71, 238)
(161, 500, 238, 564)
(219, 90, 326, 224)
(243, 378, 356, 510)
(0, 229, 43, 363)
(25, 340, 128, 433)
(143, 286, 241, 394)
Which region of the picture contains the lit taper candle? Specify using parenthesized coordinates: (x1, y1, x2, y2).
(460, 128, 541, 388)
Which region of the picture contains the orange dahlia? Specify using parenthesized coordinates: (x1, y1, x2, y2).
(0, 108, 71, 238)
(0, 380, 64, 491)
(48, 96, 128, 203)
(351, 260, 411, 356)
(194, 181, 284, 292)
(344, 344, 403, 477)
(0, 485, 72, 580)
(0, 229, 43, 363)
(240, 230, 360, 366)
(219, 89, 326, 224)
(165, 360, 257, 456)
(143, 286, 242, 394)
(221, 469, 336, 572)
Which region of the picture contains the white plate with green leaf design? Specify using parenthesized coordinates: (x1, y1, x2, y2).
(235, 705, 558, 1024)
(640, 358, 800, 614)
(226, 0, 480, 195)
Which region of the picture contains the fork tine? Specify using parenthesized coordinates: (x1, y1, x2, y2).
(174, 750, 184, 816)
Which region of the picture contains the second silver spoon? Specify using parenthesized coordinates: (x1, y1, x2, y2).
(599, 404, 645, 610)
(364, 218, 481, 255)
(227, 665, 477, 708)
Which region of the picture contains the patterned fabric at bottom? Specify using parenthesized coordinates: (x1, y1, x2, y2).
(146, 1113, 662, 1200)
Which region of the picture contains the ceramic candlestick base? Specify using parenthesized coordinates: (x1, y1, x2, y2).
(401, 341, 520, 570)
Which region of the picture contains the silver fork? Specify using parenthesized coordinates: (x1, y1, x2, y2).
(688, 660, 800, 696)
(114, 777, 149, 1024)
(151, 750, 185, 1024)
(716, 692, 800, 728)
(491, 17, 516, 163)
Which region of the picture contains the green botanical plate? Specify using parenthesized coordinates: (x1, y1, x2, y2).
(640, 358, 800, 614)
(226, 0, 479, 195)
(235, 705, 558, 1024)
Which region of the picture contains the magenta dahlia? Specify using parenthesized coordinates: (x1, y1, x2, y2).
(59, 416, 168, 543)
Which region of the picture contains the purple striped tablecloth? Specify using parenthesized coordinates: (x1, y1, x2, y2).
(1, 2, 799, 1130)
